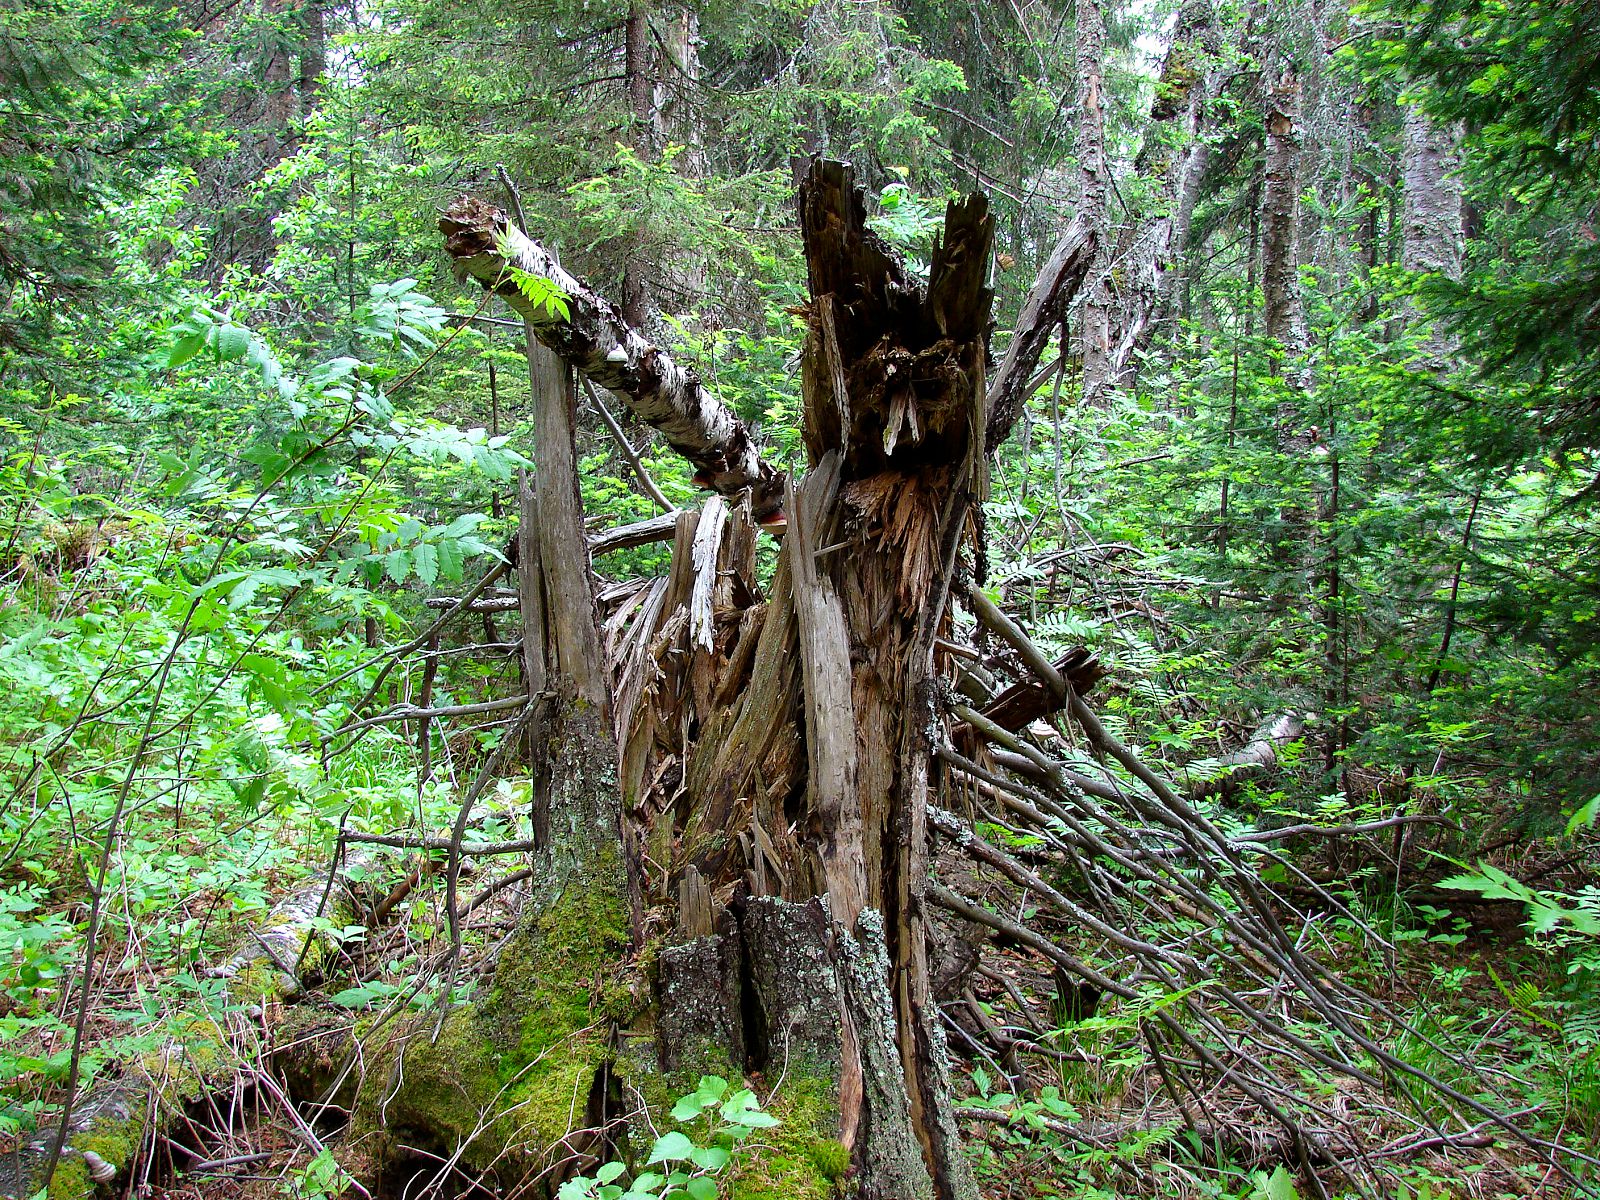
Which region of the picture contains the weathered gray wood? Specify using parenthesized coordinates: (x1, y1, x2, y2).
(784, 459, 866, 931)
(675, 864, 714, 941)
(688, 496, 728, 653)
(589, 511, 678, 557)
(526, 339, 609, 712)
(422, 594, 522, 612)
(517, 468, 548, 701)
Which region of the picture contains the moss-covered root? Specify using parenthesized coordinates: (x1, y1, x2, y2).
(725, 1077, 851, 1200)
(351, 863, 633, 1187)
(608, 1042, 849, 1200)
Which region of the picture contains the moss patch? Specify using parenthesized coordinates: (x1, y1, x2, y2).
(46, 1155, 92, 1200)
(725, 1073, 844, 1200)
(353, 858, 634, 1178)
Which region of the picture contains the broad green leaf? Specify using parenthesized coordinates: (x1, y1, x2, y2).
(670, 1094, 708, 1122)
(384, 548, 411, 585)
(647, 1132, 694, 1163)
(435, 537, 464, 582)
(688, 1146, 729, 1171)
(214, 324, 251, 361)
(1256, 1165, 1300, 1200)
(412, 541, 439, 586)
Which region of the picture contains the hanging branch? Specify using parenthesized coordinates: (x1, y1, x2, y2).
(439, 197, 785, 521)
(985, 216, 1097, 451)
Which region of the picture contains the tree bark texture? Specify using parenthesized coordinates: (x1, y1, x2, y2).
(1261, 66, 1307, 371)
(1261, 61, 1321, 640)
(1072, 0, 1113, 403)
(1101, 0, 1220, 393)
(1399, 107, 1462, 281)
(1401, 104, 1463, 363)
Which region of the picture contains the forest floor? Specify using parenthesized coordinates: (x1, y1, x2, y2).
(5, 833, 1587, 1200)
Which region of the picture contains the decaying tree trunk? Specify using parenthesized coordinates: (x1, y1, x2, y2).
(352, 154, 1564, 1200)
(1101, 0, 1220, 393)
(1072, 0, 1114, 403)
(337, 314, 631, 1195)
(419, 160, 1007, 1199)
(620, 161, 997, 1199)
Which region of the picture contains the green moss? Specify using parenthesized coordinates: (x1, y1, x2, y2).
(362, 1006, 601, 1170)
(76, 1121, 140, 1172)
(46, 1156, 91, 1199)
(808, 1139, 850, 1181)
(225, 956, 284, 1001)
(139, 1023, 227, 1106)
(726, 1074, 844, 1200)
(488, 853, 632, 1064)
(353, 858, 635, 1177)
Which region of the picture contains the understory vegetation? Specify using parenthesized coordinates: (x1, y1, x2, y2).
(2, 0, 1599, 1197)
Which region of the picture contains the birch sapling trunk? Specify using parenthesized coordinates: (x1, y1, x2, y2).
(1103, 0, 1220, 392)
(1400, 103, 1464, 364)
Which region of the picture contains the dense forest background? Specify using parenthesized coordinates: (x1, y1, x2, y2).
(3, 0, 1600, 1196)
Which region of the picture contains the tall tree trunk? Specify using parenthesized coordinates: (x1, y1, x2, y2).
(1400, 103, 1464, 362)
(260, 0, 297, 163)
(1073, 0, 1113, 402)
(622, 3, 657, 327)
(297, 0, 326, 113)
(1261, 66, 1306, 374)
(1103, 0, 1219, 393)
(260, 0, 326, 163)
(1262, 60, 1319, 624)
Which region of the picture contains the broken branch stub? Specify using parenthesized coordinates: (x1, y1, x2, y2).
(985, 215, 1097, 452)
(438, 196, 785, 521)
